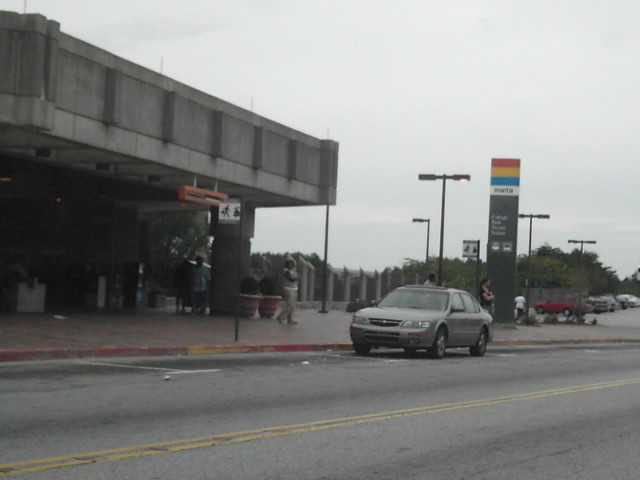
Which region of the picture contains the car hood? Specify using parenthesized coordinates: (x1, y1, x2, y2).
(354, 307, 446, 321)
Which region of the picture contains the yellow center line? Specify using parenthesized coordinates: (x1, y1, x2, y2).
(3, 377, 640, 476)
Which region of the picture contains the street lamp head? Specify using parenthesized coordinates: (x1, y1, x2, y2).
(568, 239, 597, 244)
(412, 218, 430, 223)
(418, 174, 471, 182)
(519, 213, 550, 219)
(418, 174, 438, 181)
(451, 174, 471, 182)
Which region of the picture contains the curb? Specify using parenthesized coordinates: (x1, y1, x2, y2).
(2, 339, 640, 362)
(0, 344, 354, 362)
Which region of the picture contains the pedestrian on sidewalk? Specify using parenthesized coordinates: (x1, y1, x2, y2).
(514, 292, 526, 321)
(190, 256, 211, 315)
(423, 273, 437, 286)
(277, 259, 299, 325)
(478, 278, 495, 314)
(174, 258, 192, 314)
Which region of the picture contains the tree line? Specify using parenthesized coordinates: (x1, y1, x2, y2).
(143, 210, 638, 297)
(403, 243, 639, 296)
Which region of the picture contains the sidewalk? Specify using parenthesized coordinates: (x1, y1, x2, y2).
(2, 304, 640, 362)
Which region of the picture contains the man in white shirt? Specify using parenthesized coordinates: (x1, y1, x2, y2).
(515, 294, 526, 320)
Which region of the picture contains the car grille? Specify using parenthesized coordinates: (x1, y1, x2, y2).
(364, 331, 400, 343)
(369, 318, 402, 327)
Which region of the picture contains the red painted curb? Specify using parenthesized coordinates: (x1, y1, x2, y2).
(0, 346, 188, 362)
(1, 339, 639, 362)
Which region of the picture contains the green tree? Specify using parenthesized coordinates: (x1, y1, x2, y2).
(145, 211, 210, 289)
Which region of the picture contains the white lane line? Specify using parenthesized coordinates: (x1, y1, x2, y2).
(168, 369, 222, 375)
(77, 360, 178, 372)
(76, 360, 222, 374)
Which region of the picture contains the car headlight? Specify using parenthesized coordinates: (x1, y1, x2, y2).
(400, 320, 430, 328)
(352, 314, 370, 325)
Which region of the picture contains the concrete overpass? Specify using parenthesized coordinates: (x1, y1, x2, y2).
(0, 11, 339, 312)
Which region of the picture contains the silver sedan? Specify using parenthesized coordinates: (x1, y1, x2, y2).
(349, 285, 493, 358)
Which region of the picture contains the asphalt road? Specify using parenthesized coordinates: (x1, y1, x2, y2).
(2, 344, 640, 479)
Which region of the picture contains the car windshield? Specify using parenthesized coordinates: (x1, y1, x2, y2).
(377, 289, 449, 311)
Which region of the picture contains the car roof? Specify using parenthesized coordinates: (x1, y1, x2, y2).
(399, 285, 464, 293)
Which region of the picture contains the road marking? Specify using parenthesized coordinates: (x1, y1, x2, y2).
(168, 369, 222, 375)
(76, 361, 177, 372)
(3, 377, 640, 476)
(75, 361, 221, 375)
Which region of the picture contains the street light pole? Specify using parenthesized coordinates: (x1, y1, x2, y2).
(568, 239, 597, 313)
(518, 213, 550, 315)
(412, 218, 430, 267)
(418, 174, 470, 286)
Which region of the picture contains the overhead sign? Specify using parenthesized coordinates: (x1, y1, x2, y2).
(177, 185, 228, 206)
(218, 199, 241, 223)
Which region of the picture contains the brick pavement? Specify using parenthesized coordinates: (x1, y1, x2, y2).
(1, 304, 640, 362)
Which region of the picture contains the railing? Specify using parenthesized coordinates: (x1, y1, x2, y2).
(253, 255, 420, 306)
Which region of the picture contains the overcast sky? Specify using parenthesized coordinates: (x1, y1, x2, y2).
(4, 0, 640, 278)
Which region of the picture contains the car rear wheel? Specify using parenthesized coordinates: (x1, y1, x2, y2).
(352, 343, 371, 355)
(428, 327, 447, 359)
(535, 306, 545, 314)
(562, 308, 572, 317)
(469, 327, 488, 357)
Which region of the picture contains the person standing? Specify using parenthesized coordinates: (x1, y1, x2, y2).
(190, 256, 210, 315)
(514, 293, 526, 321)
(277, 259, 299, 325)
(423, 273, 437, 286)
(174, 259, 192, 314)
(478, 278, 495, 314)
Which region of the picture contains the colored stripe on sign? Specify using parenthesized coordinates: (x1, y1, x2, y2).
(491, 166, 520, 178)
(491, 177, 520, 186)
(491, 158, 520, 168)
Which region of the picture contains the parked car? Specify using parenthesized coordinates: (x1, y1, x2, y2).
(533, 297, 591, 316)
(615, 294, 640, 309)
(585, 296, 610, 314)
(600, 295, 621, 312)
(349, 285, 493, 359)
(627, 295, 640, 308)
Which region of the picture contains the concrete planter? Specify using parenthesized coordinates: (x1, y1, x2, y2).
(238, 294, 261, 318)
(259, 295, 282, 318)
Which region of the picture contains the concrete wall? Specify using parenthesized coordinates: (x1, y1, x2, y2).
(0, 11, 338, 207)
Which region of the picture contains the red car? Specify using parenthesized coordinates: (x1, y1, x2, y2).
(533, 297, 591, 316)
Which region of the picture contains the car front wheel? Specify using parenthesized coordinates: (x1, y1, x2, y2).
(562, 308, 572, 317)
(535, 306, 545, 314)
(470, 327, 488, 357)
(428, 327, 447, 359)
(353, 343, 371, 355)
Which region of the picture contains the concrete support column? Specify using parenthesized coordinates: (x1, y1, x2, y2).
(210, 205, 255, 314)
(307, 262, 315, 301)
(358, 269, 367, 301)
(343, 268, 351, 303)
(296, 255, 309, 302)
(383, 269, 392, 295)
(374, 270, 382, 300)
(326, 265, 335, 304)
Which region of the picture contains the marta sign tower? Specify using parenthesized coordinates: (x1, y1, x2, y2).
(487, 159, 521, 323)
